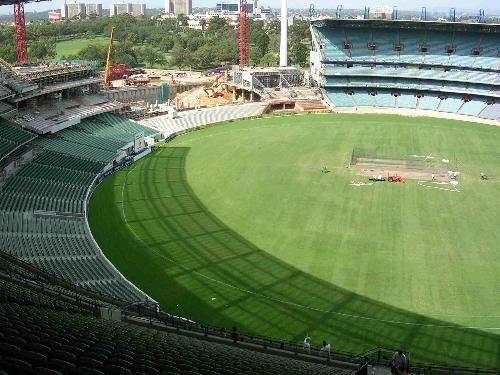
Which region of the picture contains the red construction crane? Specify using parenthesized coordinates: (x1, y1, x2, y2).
(13, 1, 28, 64)
(238, 0, 250, 66)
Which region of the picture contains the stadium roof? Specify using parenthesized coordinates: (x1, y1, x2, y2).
(311, 18, 500, 33)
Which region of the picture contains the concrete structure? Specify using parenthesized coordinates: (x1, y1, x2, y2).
(85, 3, 102, 17)
(61, 2, 85, 19)
(279, 0, 287, 66)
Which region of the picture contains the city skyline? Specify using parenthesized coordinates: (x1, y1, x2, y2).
(0, 0, 498, 15)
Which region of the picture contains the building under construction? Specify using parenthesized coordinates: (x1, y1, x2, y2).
(0, 60, 121, 134)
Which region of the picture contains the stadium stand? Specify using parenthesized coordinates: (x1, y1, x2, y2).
(140, 102, 268, 135)
(311, 19, 499, 121)
(478, 102, 500, 120)
(0, 113, 159, 303)
(0, 119, 36, 160)
(0, 251, 357, 375)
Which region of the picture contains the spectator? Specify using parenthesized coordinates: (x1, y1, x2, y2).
(320, 340, 331, 359)
(391, 350, 407, 375)
(219, 327, 227, 337)
(231, 326, 239, 343)
(303, 335, 311, 354)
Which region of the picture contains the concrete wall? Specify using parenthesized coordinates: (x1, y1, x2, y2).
(103, 83, 204, 106)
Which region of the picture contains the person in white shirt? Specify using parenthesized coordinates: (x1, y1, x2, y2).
(303, 335, 311, 354)
(320, 340, 331, 359)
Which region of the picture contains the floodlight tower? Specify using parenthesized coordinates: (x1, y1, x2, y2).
(13, 1, 28, 63)
(392, 6, 398, 20)
(363, 6, 370, 20)
(336, 5, 343, 19)
(449, 8, 456, 22)
(478, 9, 485, 23)
(279, 0, 288, 67)
(421, 7, 427, 21)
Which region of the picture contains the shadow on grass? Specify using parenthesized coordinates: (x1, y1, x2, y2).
(94, 146, 500, 370)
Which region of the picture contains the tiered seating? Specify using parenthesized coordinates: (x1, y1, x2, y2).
(36, 137, 118, 163)
(458, 100, 488, 117)
(0, 115, 153, 301)
(438, 96, 463, 113)
(325, 89, 492, 116)
(478, 102, 500, 120)
(323, 67, 497, 96)
(397, 93, 417, 109)
(354, 92, 375, 107)
(82, 113, 159, 142)
(0, 120, 36, 160)
(140, 102, 267, 134)
(324, 89, 355, 107)
(314, 21, 499, 121)
(416, 93, 440, 111)
(318, 24, 498, 69)
(0, 300, 348, 375)
(376, 91, 395, 107)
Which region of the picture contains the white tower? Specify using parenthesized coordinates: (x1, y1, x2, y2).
(279, 0, 288, 67)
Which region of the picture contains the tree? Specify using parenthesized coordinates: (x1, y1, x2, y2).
(291, 43, 309, 67)
(170, 45, 191, 68)
(177, 15, 188, 27)
(0, 43, 16, 64)
(142, 46, 165, 68)
(207, 16, 227, 35)
(187, 36, 204, 52)
(113, 41, 141, 67)
(259, 52, 278, 67)
(200, 19, 207, 32)
(159, 36, 175, 53)
(78, 43, 107, 63)
(193, 44, 217, 69)
(256, 33, 270, 57)
(30, 37, 56, 61)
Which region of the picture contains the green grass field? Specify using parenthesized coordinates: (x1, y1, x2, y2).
(55, 37, 109, 59)
(89, 114, 500, 370)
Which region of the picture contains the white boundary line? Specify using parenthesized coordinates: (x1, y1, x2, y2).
(119, 152, 500, 331)
(417, 180, 460, 193)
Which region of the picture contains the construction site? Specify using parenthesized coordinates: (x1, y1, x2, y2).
(0, 0, 325, 134)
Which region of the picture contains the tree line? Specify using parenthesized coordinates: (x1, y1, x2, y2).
(0, 14, 311, 69)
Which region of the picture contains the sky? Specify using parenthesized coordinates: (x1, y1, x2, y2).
(0, 0, 497, 15)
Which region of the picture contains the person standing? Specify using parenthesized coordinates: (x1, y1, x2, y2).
(303, 335, 311, 354)
(391, 350, 407, 375)
(320, 340, 331, 359)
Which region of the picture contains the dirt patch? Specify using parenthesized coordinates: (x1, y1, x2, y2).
(357, 162, 450, 181)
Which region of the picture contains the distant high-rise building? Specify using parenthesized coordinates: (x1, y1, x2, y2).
(171, 0, 192, 15)
(48, 11, 62, 22)
(130, 3, 146, 16)
(61, 2, 85, 19)
(216, 1, 254, 14)
(85, 3, 103, 17)
(110, 3, 145, 16)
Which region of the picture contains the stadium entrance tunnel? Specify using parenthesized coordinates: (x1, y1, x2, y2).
(89, 144, 500, 371)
